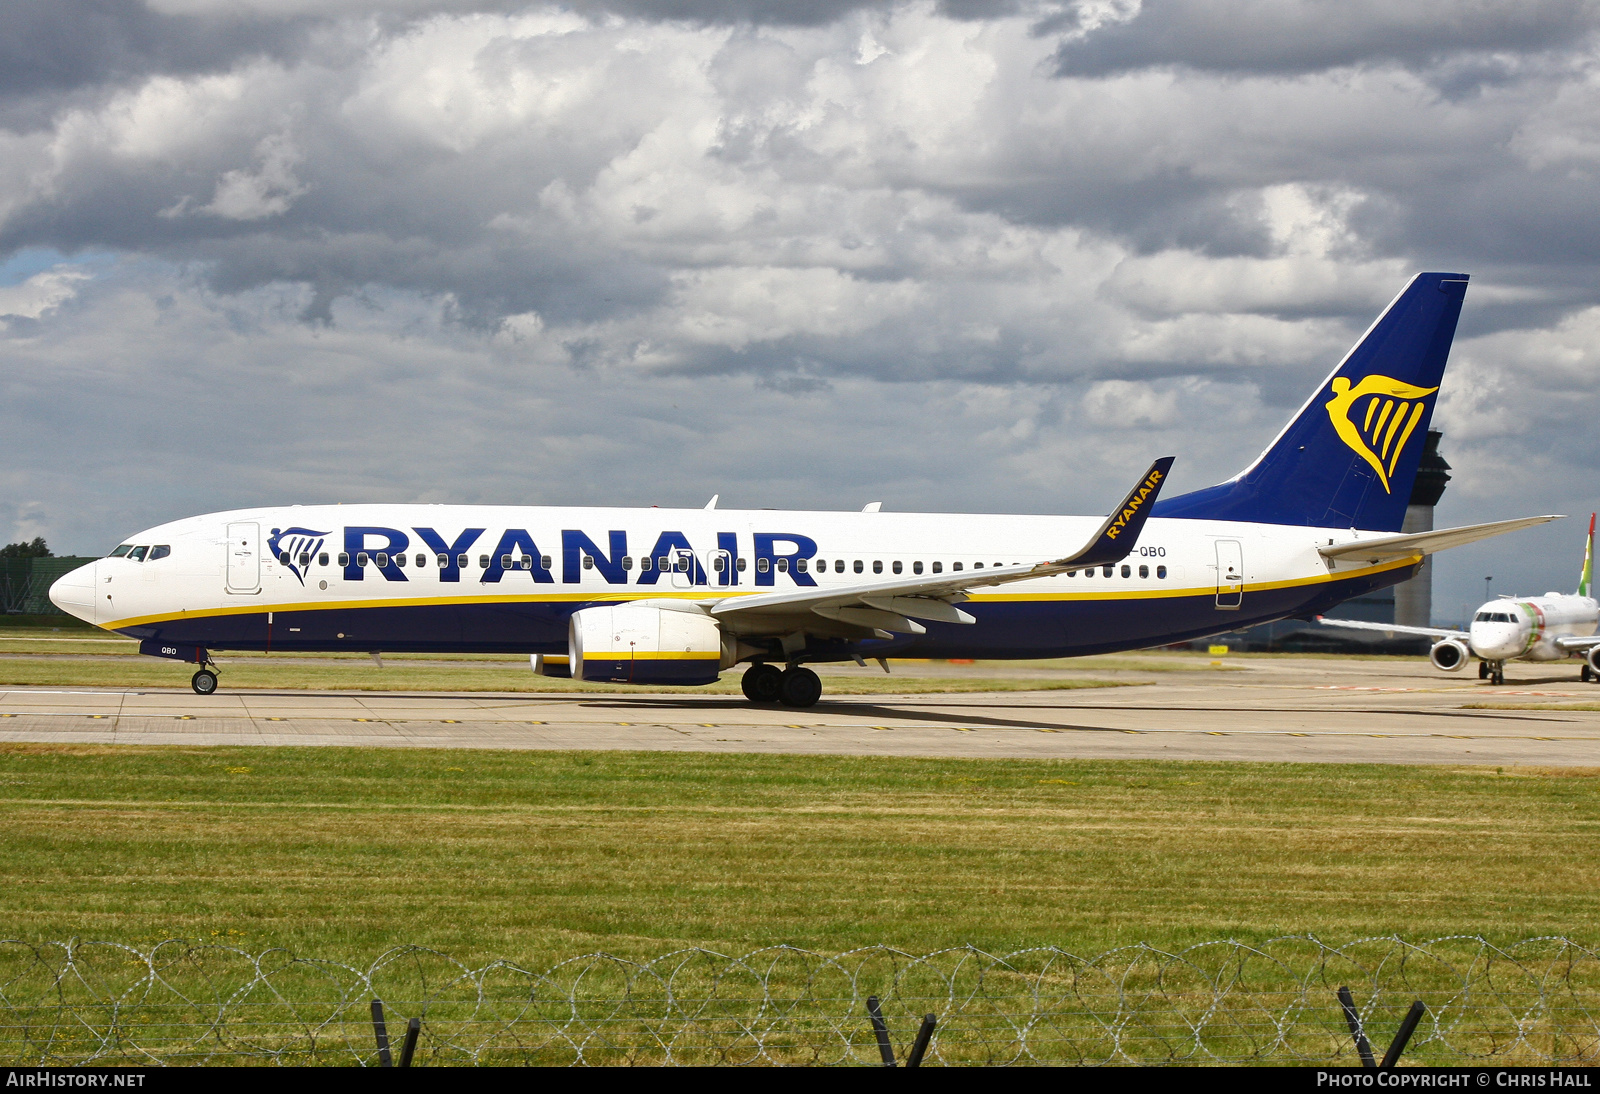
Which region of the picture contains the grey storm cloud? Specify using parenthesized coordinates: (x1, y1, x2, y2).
(1049, 0, 1600, 78)
(2, 0, 1599, 617)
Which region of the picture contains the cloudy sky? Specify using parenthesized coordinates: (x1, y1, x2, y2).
(3, 0, 1599, 623)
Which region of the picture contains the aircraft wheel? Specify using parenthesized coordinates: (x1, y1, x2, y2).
(741, 663, 782, 704)
(1478, 661, 1490, 680)
(191, 669, 219, 695)
(779, 667, 822, 708)
(1492, 666, 1505, 686)
(1582, 664, 1592, 683)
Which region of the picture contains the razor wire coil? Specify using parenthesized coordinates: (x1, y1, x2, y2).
(2, 935, 1598, 1066)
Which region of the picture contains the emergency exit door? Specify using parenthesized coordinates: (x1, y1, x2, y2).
(1215, 539, 1243, 609)
(226, 522, 261, 593)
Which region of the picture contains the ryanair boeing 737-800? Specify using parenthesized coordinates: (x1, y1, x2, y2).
(49, 273, 1560, 706)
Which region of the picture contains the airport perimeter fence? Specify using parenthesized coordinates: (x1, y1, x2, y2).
(1, 935, 1598, 1067)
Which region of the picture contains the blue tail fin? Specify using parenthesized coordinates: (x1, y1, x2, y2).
(1153, 272, 1468, 531)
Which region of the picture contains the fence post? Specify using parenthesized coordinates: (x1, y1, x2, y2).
(866, 996, 897, 1067)
(1379, 1001, 1426, 1069)
(399, 1016, 421, 1068)
(905, 1014, 937, 1068)
(1336, 986, 1376, 1068)
(371, 999, 393, 1067)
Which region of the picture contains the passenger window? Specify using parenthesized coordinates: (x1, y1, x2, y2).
(736, 558, 747, 572)
(1084, 567, 1093, 578)
(712, 556, 725, 572)
(298, 552, 311, 568)
(1102, 566, 1113, 577)
(854, 560, 863, 573)
(952, 562, 962, 571)
(974, 562, 983, 569)
(395, 554, 406, 567)
(1157, 565, 1167, 579)
(357, 552, 369, 566)
(149, 545, 171, 561)
(1067, 570, 1077, 577)
(278, 552, 291, 565)
(338, 553, 350, 566)
(376, 553, 389, 568)
(1121, 564, 1130, 578)
(319, 553, 329, 567)
(931, 561, 941, 574)
(893, 561, 903, 574)
(757, 558, 770, 573)
(582, 556, 594, 570)
(658, 556, 670, 571)
(873, 560, 883, 574)
(457, 554, 468, 568)
(478, 555, 489, 568)
(835, 559, 845, 573)
(110, 545, 133, 557)
(623, 556, 634, 570)
(520, 557, 532, 570)
(1139, 564, 1149, 578)
(416, 554, 426, 567)
(913, 561, 923, 575)
(500, 554, 512, 568)
(541, 555, 552, 570)
(795, 558, 807, 573)
(128, 546, 148, 562)
(437, 553, 449, 567)
(777, 558, 789, 573)
(676, 556, 690, 573)
(640, 557, 653, 571)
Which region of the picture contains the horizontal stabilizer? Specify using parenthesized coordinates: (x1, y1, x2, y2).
(1319, 515, 1562, 563)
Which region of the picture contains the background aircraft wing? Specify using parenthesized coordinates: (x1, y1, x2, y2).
(1318, 515, 1562, 563)
(1316, 617, 1468, 641)
(709, 457, 1174, 636)
(1555, 635, 1600, 652)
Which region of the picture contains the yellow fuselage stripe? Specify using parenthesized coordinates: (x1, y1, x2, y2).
(101, 556, 1420, 632)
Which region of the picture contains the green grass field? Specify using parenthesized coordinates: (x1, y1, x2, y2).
(1, 744, 1594, 966)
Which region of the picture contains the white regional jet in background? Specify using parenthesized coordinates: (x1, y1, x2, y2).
(49, 273, 1561, 706)
(1320, 514, 1599, 685)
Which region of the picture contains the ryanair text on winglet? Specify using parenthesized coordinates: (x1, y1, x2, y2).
(1104, 467, 1165, 540)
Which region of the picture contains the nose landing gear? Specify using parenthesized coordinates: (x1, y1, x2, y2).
(191, 664, 220, 695)
(1482, 660, 1505, 686)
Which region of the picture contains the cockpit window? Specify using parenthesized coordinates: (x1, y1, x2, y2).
(127, 546, 148, 562)
(109, 545, 133, 557)
(148, 545, 171, 561)
(1475, 611, 1516, 624)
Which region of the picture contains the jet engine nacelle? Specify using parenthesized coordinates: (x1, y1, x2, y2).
(568, 603, 725, 686)
(1430, 638, 1470, 671)
(530, 654, 571, 678)
(1588, 646, 1600, 676)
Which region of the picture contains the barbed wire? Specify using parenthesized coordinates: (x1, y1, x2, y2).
(1, 936, 1597, 1066)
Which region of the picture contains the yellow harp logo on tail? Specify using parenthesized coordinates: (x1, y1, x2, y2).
(1324, 375, 1439, 494)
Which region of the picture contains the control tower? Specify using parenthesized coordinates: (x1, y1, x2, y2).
(1394, 430, 1451, 628)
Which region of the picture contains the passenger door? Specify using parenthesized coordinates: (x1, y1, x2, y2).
(225, 522, 261, 594)
(1214, 540, 1243, 609)
(669, 548, 697, 589)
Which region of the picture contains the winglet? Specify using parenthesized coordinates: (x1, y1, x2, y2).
(1051, 457, 1175, 571)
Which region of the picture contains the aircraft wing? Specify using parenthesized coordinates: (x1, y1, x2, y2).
(1318, 515, 1563, 564)
(1316, 617, 1468, 641)
(709, 457, 1174, 636)
(1556, 635, 1600, 652)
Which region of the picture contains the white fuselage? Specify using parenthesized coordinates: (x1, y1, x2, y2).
(1468, 594, 1600, 663)
(48, 503, 1420, 661)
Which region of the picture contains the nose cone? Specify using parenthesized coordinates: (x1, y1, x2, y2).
(1470, 623, 1522, 660)
(48, 561, 98, 625)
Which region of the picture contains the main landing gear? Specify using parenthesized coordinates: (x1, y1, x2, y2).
(740, 663, 822, 708)
(191, 664, 220, 695)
